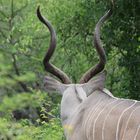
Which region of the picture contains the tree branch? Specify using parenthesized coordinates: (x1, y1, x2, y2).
(12, 54, 30, 92)
(14, 2, 28, 16)
(0, 10, 8, 18)
(8, 2, 30, 92)
(0, 29, 7, 39)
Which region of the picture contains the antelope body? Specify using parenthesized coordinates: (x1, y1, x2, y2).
(37, 3, 140, 140)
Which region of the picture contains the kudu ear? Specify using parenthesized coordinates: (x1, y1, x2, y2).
(44, 76, 68, 95)
(82, 70, 106, 96)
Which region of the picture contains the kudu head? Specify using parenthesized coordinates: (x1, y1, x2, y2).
(37, 4, 113, 125)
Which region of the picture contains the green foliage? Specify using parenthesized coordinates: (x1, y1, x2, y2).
(0, 0, 139, 139)
(0, 118, 63, 140)
(0, 91, 43, 113)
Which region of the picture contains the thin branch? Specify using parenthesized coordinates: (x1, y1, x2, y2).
(0, 29, 7, 39)
(119, 48, 127, 57)
(110, 42, 127, 57)
(0, 10, 8, 18)
(11, 0, 14, 18)
(12, 54, 30, 92)
(14, 2, 28, 16)
(12, 54, 20, 76)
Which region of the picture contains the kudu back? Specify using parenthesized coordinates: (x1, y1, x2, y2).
(36, 4, 140, 140)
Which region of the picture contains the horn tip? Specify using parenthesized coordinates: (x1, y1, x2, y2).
(36, 5, 43, 21)
(37, 5, 40, 15)
(37, 5, 40, 10)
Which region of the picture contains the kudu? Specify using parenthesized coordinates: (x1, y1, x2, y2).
(37, 5, 140, 140)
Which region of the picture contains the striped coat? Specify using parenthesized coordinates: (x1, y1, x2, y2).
(64, 89, 140, 140)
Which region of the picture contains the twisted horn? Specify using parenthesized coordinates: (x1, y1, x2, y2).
(79, 6, 113, 83)
(37, 6, 71, 84)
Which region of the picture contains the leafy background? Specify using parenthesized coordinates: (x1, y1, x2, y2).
(0, 0, 139, 139)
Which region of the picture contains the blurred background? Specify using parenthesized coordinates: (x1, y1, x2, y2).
(0, 0, 139, 139)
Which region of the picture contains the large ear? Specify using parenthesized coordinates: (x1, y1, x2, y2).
(44, 76, 68, 95)
(82, 70, 106, 96)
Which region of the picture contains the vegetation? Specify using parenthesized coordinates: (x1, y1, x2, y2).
(0, 0, 139, 139)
